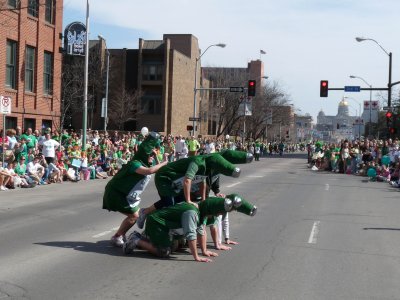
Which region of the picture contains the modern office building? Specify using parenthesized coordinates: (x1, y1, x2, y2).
(0, 0, 63, 131)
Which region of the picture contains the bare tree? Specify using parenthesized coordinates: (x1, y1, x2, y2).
(107, 88, 143, 130)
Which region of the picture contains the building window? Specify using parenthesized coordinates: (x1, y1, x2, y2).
(25, 46, 35, 92)
(45, 0, 54, 24)
(42, 120, 52, 130)
(43, 51, 53, 95)
(5, 116, 17, 130)
(6, 40, 17, 89)
(27, 0, 38, 18)
(24, 118, 36, 131)
(141, 94, 161, 115)
(142, 64, 163, 81)
(8, 0, 18, 8)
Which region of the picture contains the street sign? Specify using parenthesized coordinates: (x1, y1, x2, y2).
(0, 95, 12, 114)
(189, 117, 201, 122)
(383, 106, 390, 111)
(229, 87, 244, 93)
(344, 86, 361, 92)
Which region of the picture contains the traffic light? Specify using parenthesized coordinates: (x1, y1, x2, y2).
(386, 111, 393, 126)
(248, 80, 256, 97)
(186, 125, 193, 131)
(320, 80, 328, 97)
(389, 127, 397, 134)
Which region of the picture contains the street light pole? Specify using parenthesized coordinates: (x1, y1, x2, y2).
(193, 43, 226, 137)
(98, 35, 110, 132)
(349, 75, 372, 137)
(355, 37, 392, 107)
(82, 0, 89, 150)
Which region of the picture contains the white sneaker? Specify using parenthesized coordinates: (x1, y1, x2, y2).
(110, 235, 125, 247)
(0, 185, 7, 191)
(123, 231, 142, 254)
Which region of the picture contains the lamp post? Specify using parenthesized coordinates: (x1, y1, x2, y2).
(98, 35, 110, 132)
(193, 43, 226, 137)
(344, 95, 362, 138)
(355, 37, 392, 107)
(349, 75, 372, 137)
(82, 0, 89, 150)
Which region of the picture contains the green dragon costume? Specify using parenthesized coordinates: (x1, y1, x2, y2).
(102, 132, 160, 214)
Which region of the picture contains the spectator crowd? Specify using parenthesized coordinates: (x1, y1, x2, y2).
(0, 126, 301, 192)
(308, 137, 400, 186)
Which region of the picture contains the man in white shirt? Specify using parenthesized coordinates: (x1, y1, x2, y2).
(205, 139, 216, 154)
(39, 131, 60, 183)
(174, 135, 188, 160)
(27, 156, 45, 184)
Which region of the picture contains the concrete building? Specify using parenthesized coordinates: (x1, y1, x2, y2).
(317, 97, 361, 141)
(0, 0, 63, 131)
(90, 34, 200, 136)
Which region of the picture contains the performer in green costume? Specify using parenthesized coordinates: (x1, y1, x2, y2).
(136, 150, 253, 229)
(102, 132, 168, 247)
(123, 194, 257, 262)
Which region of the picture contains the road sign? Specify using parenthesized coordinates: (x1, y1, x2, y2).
(0, 96, 12, 114)
(230, 87, 244, 93)
(344, 86, 361, 92)
(383, 106, 390, 111)
(189, 117, 201, 122)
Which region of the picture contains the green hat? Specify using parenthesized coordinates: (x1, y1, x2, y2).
(133, 132, 160, 166)
(220, 150, 253, 164)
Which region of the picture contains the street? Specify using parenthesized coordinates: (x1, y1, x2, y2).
(1, 154, 400, 300)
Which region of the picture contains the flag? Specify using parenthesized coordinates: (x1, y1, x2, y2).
(260, 50, 266, 54)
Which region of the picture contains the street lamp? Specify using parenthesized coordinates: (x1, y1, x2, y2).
(355, 37, 392, 107)
(193, 43, 226, 137)
(349, 75, 373, 136)
(98, 34, 110, 132)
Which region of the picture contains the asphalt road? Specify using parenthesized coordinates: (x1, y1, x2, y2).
(1, 153, 400, 300)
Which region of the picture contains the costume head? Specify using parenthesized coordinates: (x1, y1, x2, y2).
(133, 131, 160, 167)
(198, 194, 257, 220)
(204, 154, 241, 178)
(220, 150, 253, 164)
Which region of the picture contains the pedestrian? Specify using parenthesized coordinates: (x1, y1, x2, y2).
(102, 132, 169, 247)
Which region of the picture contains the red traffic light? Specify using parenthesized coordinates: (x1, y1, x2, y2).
(389, 127, 397, 134)
(386, 111, 393, 118)
(320, 80, 328, 97)
(248, 80, 256, 97)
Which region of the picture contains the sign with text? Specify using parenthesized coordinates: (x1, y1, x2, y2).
(344, 86, 361, 92)
(230, 87, 244, 93)
(64, 22, 87, 56)
(0, 95, 12, 114)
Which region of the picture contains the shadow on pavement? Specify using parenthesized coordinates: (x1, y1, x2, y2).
(34, 240, 193, 261)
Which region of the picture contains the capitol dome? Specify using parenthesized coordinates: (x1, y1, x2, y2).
(318, 109, 325, 117)
(337, 98, 349, 116)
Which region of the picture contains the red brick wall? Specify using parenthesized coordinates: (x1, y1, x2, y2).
(0, 0, 63, 132)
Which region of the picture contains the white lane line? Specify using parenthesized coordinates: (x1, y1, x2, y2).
(247, 175, 263, 178)
(226, 182, 242, 188)
(93, 231, 112, 238)
(308, 221, 320, 244)
(325, 184, 330, 191)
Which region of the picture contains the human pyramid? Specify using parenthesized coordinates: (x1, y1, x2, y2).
(102, 132, 257, 262)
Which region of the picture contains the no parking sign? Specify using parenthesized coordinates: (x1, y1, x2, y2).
(0, 96, 12, 114)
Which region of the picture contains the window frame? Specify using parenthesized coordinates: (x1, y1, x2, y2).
(43, 51, 53, 95)
(25, 46, 35, 92)
(27, 0, 39, 18)
(45, 0, 55, 24)
(7, 0, 18, 9)
(6, 40, 17, 89)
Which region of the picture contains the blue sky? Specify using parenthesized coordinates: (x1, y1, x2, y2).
(63, 0, 400, 121)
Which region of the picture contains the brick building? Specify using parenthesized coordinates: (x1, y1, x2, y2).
(90, 34, 201, 136)
(0, 0, 63, 132)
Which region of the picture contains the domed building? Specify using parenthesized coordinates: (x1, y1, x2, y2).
(316, 97, 362, 141)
